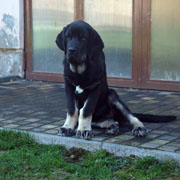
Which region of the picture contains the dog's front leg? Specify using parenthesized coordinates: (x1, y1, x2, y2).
(76, 88, 100, 139)
(59, 82, 78, 136)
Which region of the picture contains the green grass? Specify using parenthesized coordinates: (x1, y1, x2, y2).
(0, 130, 180, 180)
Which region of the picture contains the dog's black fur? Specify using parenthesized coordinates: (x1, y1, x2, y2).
(56, 20, 176, 139)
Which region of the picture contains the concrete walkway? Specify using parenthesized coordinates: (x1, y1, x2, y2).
(0, 80, 180, 162)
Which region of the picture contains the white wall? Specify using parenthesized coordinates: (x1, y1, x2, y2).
(0, 0, 24, 78)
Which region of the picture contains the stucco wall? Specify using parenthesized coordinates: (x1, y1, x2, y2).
(0, 0, 24, 78)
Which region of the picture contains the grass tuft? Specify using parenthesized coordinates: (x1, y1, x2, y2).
(0, 130, 36, 150)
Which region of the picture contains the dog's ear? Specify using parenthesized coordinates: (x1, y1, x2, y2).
(56, 27, 66, 51)
(88, 27, 104, 58)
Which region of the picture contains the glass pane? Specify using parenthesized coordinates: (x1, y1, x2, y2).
(84, 0, 132, 78)
(32, 0, 74, 73)
(150, 0, 180, 81)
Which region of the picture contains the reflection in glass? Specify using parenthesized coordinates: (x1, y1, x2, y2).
(85, 0, 132, 78)
(32, 0, 74, 73)
(151, 0, 180, 81)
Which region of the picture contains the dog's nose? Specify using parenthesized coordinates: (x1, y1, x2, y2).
(68, 47, 76, 54)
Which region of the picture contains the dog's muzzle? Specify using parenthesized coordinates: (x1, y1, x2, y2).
(67, 49, 86, 65)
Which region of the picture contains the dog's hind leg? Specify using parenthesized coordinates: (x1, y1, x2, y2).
(108, 89, 147, 137)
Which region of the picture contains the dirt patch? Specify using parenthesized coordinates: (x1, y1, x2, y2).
(65, 147, 88, 162)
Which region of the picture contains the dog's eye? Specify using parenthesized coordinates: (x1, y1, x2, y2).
(66, 34, 72, 39)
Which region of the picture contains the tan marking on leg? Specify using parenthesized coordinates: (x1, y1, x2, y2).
(128, 114, 144, 128)
(77, 101, 92, 131)
(92, 119, 117, 128)
(114, 101, 144, 128)
(63, 107, 78, 130)
(114, 101, 124, 111)
(77, 114, 92, 131)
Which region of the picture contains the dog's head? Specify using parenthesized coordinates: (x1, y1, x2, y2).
(56, 20, 104, 65)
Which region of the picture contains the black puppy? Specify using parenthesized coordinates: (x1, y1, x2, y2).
(56, 20, 175, 139)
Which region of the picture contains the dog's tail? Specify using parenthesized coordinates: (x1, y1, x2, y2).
(133, 113, 176, 123)
(108, 88, 176, 123)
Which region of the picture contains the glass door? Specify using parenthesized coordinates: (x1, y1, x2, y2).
(150, 0, 180, 81)
(83, 0, 142, 88)
(84, 0, 132, 78)
(141, 0, 180, 91)
(25, 0, 75, 82)
(32, 0, 74, 73)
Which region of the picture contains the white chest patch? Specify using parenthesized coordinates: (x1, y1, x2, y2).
(75, 86, 84, 94)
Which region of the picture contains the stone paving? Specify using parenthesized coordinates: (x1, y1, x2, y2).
(0, 80, 180, 153)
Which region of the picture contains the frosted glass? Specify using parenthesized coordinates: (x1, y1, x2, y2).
(32, 0, 74, 73)
(150, 0, 180, 81)
(85, 0, 132, 78)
